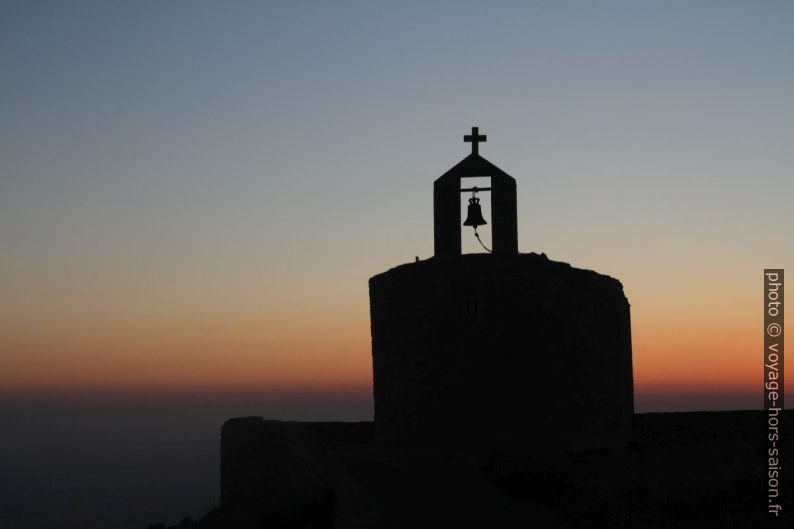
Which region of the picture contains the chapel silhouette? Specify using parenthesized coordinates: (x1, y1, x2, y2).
(219, 128, 635, 528)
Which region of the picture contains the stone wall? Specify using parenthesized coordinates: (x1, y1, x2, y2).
(369, 252, 633, 451)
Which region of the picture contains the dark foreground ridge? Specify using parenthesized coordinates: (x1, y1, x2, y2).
(149, 410, 793, 529)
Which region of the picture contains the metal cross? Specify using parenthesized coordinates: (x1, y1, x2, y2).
(463, 126, 486, 155)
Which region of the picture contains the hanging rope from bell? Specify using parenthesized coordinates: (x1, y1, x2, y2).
(463, 189, 492, 253)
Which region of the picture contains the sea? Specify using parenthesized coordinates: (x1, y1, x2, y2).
(0, 390, 372, 529)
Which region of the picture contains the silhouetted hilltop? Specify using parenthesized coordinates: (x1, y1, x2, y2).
(149, 410, 792, 529)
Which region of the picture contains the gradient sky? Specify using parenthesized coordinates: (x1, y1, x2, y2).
(1, 1, 792, 411)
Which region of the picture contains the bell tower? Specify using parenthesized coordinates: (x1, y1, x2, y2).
(434, 127, 518, 257)
(369, 127, 634, 452)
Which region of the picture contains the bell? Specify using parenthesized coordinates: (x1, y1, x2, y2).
(463, 197, 487, 228)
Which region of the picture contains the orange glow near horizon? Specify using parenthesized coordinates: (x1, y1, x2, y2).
(2, 274, 789, 410)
